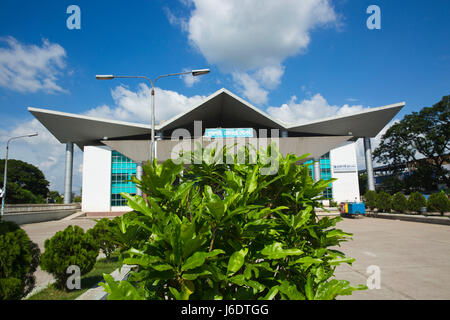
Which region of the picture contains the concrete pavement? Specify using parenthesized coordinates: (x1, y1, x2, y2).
(334, 216, 450, 300)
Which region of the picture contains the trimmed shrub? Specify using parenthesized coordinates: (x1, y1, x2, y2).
(427, 192, 450, 215)
(87, 218, 118, 259)
(391, 192, 408, 213)
(329, 200, 339, 208)
(407, 192, 427, 214)
(364, 190, 378, 210)
(376, 191, 392, 213)
(0, 220, 40, 300)
(40, 225, 99, 289)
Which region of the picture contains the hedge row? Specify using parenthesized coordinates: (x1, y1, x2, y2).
(364, 190, 450, 215)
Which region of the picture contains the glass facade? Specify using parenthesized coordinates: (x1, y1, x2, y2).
(111, 151, 137, 206)
(306, 152, 333, 199)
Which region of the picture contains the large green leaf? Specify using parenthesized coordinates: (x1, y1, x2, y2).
(260, 242, 303, 259)
(278, 280, 305, 300)
(100, 274, 144, 300)
(121, 193, 152, 217)
(227, 248, 248, 276)
(181, 249, 225, 272)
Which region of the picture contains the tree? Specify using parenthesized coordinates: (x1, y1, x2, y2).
(47, 191, 64, 204)
(373, 95, 449, 192)
(0, 159, 49, 204)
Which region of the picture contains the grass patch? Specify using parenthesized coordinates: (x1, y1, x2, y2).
(27, 254, 121, 300)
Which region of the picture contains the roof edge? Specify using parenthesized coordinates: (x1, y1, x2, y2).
(286, 101, 406, 129)
(27, 107, 151, 129)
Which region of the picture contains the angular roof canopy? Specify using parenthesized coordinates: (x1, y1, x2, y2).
(287, 102, 405, 138)
(28, 108, 150, 149)
(28, 88, 404, 149)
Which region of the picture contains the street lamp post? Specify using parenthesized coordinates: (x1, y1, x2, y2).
(1, 133, 38, 216)
(96, 69, 210, 163)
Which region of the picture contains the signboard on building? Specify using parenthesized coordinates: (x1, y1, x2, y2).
(333, 164, 357, 173)
(205, 128, 254, 138)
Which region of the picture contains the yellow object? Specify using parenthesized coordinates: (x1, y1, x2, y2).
(344, 203, 348, 213)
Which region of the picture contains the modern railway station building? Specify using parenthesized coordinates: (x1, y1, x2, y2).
(29, 88, 404, 214)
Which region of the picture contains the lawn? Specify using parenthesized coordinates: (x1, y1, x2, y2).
(27, 255, 121, 300)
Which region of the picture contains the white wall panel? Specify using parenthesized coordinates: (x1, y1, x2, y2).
(330, 142, 361, 203)
(82, 146, 111, 212)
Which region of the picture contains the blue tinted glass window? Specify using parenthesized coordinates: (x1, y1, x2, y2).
(111, 151, 137, 206)
(305, 152, 333, 199)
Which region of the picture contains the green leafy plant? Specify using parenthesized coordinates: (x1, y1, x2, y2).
(376, 191, 392, 213)
(364, 190, 377, 210)
(427, 192, 450, 215)
(40, 225, 99, 289)
(0, 220, 40, 300)
(391, 192, 407, 213)
(407, 192, 427, 214)
(100, 144, 366, 300)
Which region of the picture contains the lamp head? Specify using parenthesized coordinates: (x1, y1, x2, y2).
(96, 75, 115, 80)
(191, 69, 210, 76)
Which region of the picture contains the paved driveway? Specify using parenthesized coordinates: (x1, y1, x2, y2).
(20, 215, 450, 299)
(334, 216, 450, 300)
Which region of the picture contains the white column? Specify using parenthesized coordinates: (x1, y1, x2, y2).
(313, 157, 321, 182)
(64, 142, 74, 204)
(136, 162, 143, 196)
(364, 137, 375, 191)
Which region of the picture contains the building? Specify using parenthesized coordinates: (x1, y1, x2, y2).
(29, 88, 404, 214)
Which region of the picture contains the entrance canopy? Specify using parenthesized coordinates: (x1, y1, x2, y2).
(29, 88, 405, 151)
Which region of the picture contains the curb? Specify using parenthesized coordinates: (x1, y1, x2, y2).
(75, 264, 136, 300)
(366, 212, 450, 226)
(61, 211, 86, 221)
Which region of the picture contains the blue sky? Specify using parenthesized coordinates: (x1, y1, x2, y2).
(0, 0, 449, 193)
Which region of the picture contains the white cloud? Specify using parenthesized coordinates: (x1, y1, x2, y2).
(266, 93, 368, 125)
(172, 0, 337, 104)
(255, 65, 285, 89)
(186, 0, 336, 70)
(0, 36, 67, 93)
(232, 72, 269, 105)
(180, 68, 201, 87)
(85, 84, 207, 123)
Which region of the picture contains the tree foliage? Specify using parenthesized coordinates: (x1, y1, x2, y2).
(373, 95, 449, 192)
(100, 145, 366, 300)
(0, 220, 40, 300)
(0, 159, 50, 204)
